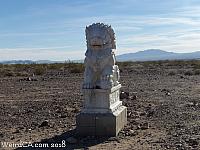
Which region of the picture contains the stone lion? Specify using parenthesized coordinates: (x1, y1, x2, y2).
(83, 23, 120, 89)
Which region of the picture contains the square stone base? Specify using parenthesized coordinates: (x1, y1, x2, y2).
(76, 106, 127, 136)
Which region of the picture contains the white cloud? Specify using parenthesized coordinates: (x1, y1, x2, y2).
(0, 46, 73, 51)
(1, 2, 200, 60)
(0, 32, 72, 37)
(120, 35, 168, 44)
(175, 6, 200, 17)
(0, 47, 84, 61)
(117, 29, 200, 54)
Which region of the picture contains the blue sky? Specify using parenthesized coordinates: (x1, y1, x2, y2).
(0, 0, 200, 60)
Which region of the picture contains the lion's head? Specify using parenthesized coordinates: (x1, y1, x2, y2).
(85, 23, 116, 51)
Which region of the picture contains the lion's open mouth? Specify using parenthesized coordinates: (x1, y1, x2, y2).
(92, 45, 102, 48)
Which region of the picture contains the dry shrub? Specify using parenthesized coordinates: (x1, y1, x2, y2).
(194, 69, 200, 75)
(168, 71, 176, 76)
(47, 63, 65, 70)
(117, 61, 133, 68)
(15, 72, 29, 77)
(33, 66, 46, 75)
(4, 71, 15, 77)
(70, 63, 84, 73)
(184, 70, 193, 76)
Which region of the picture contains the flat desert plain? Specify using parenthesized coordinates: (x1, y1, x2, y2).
(0, 60, 200, 150)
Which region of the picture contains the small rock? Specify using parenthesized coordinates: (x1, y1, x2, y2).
(165, 145, 170, 149)
(137, 124, 141, 129)
(131, 95, 137, 100)
(127, 112, 132, 117)
(27, 77, 32, 81)
(23, 77, 38, 81)
(12, 129, 20, 134)
(192, 101, 198, 107)
(120, 91, 129, 99)
(139, 112, 146, 116)
(129, 130, 138, 136)
(125, 132, 129, 136)
(147, 109, 154, 117)
(39, 120, 49, 128)
(175, 143, 182, 148)
(161, 89, 168, 92)
(139, 122, 149, 130)
(31, 121, 39, 127)
(186, 102, 195, 107)
(188, 138, 198, 147)
(172, 133, 178, 137)
(60, 114, 67, 118)
(161, 89, 171, 96)
(66, 137, 77, 144)
(32, 78, 38, 81)
(18, 126, 24, 130)
(28, 128, 32, 131)
(73, 108, 79, 113)
(0, 133, 4, 138)
(55, 109, 61, 113)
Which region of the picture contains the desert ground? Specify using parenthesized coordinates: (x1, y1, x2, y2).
(0, 60, 200, 150)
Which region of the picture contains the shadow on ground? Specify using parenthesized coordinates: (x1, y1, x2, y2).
(15, 129, 111, 150)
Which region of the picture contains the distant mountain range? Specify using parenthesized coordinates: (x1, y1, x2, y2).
(117, 49, 200, 61)
(0, 60, 64, 64)
(0, 60, 84, 64)
(1, 49, 200, 64)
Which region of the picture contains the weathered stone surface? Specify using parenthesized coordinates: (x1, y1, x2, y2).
(82, 23, 119, 90)
(76, 106, 127, 136)
(82, 84, 122, 113)
(39, 120, 49, 128)
(76, 23, 127, 136)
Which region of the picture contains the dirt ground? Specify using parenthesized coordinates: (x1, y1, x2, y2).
(0, 61, 200, 150)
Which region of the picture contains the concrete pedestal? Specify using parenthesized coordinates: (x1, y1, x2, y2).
(76, 106, 127, 136)
(76, 84, 127, 136)
(81, 84, 123, 113)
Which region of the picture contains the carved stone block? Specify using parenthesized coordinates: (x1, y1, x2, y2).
(76, 106, 127, 136)
(82, 84, 122, 113)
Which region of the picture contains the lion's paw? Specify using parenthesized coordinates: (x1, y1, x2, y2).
(83, 83, 93, 89)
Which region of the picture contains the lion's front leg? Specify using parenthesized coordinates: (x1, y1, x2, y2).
(83, 66, 94, 89)
(100, 66, 114, 89)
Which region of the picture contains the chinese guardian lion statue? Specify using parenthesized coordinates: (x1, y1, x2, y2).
(83, 23, 120, 89)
